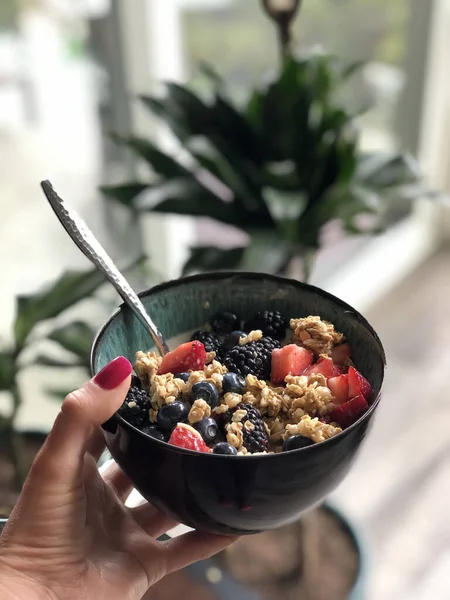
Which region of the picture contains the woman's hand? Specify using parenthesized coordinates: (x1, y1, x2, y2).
(0, 357, 235, 600)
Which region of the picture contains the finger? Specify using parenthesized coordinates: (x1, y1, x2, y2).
(85, 427, 106, 462)
(131, 503, 179, 538)
(162, 530, 237, 575)
(30, 356, 132, 489)
(102, 461, 134, 502)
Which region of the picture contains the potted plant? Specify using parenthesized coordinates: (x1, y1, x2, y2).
(101, 1, 435, 284)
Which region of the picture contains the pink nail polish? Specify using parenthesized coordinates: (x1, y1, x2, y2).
(94, 356, 132, 390)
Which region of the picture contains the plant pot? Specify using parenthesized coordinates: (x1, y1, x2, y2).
(147, 502, 367, 600)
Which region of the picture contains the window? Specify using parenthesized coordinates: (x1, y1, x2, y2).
(115, 0, 441, 306)
(182, 0, 413, 151)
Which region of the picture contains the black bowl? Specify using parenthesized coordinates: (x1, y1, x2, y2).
(91, 272, 385, 535)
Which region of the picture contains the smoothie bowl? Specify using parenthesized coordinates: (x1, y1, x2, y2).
(91, 272, 385, 535)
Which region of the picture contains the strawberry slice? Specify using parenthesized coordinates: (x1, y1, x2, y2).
(328, 374, 349, 405)
(169, 424, 211, 453)
(158, 341, 206, 375)
(331, 343, 352, 365)
(331, 394, 369, 429)
(319, 415, 332, 424)
(271, 344, 314, 385)
(348, 366, 372, 400)
(303, 355, 342, 380)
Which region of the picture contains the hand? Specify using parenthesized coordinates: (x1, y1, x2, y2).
(0, 357, 236, 600)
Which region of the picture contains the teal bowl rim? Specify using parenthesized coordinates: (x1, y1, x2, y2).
(90, 271, 386, 459)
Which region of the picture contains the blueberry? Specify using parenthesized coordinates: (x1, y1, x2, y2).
(141, 425, 167, 442)
(210, 311, 240, 335)
(193, 418, 218, 444)
(222, 372, 246, 395)
(213, 442, 238, 455)
(223, 330, 247, 352)
(191, 381, 219, 408)
(282, 435, 314, 452)
(174, 372, 190, 383)
(157, 401, 189, 432)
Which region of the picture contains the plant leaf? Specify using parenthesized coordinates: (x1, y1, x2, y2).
(139, 95, 190, 142)
(99, 183, 149, 208)
(357, 153, 421, 189)
(341, 60, 366, 80)
(14, 267, 107, 348)
(240, 232, 292, 274)
(0, 350, 15, 391)
(197, 61, 225, 90)
(212, 94, 264, 166)
(112, 134, 190, 179)
(182, 246, 246, 275)
(138, 179, 242, 226)
(47, 321, 95, 364)
(33, 354, 83, 369)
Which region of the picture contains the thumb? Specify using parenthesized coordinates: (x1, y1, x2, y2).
(31, 356, 132, 486)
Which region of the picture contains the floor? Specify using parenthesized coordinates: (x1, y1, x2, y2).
(330, 248, 450, 600)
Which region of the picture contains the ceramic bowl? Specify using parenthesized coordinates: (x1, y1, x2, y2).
(91, 272, 385, 535)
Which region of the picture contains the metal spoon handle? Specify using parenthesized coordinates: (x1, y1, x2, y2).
(41, 180, 168, 356)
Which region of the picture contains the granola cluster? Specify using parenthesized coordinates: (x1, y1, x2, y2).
(290, 316, 344, 356)
(133, 314, 349, 454)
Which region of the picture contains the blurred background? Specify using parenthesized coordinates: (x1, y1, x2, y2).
(0, 1, 450, 599)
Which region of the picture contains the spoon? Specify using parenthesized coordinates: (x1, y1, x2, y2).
(40, 180, 168, 357)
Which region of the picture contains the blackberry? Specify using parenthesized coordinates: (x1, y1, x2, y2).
(258, 336, 281, 352)
(244, 310, 288, 341)
(131, 374, 142, 388)
(191, 330, 224, 360)
(228, 404, 269, 453)
(119, 386, 151, 429)
(224, 339, 275, 379)
(210, 311, 240, 335)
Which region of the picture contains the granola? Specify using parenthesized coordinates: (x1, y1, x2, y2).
(119, 312, 372, 455)
(290, 316, 344, 356)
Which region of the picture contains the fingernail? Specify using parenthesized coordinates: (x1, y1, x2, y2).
(94, 356, 132, 390)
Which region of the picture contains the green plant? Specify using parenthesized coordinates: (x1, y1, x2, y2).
(0, 267, 105, 489)
(0, 258, 145, 492)
(101, 0, 435, 283)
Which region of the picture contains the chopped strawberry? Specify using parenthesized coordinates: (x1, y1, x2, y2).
(331, 343, 352, 364)
(271, 344, 314, 385)
(303, 355, 342, 379)
(319, 415, 331, 424)
(328, 374, 349, 405)
(158, 341, 206, 375)
(169, 424, 211, 453)
(331, 394, 369, 429)
(348, 366, 372, 400)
